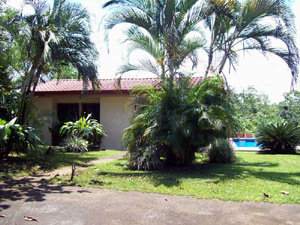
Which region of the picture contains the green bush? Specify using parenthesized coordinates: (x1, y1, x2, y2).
(63, 135, 88, 181)
(60, 114, 106, 149)
(208, 139, 236, 163)
(122, 76, 238, 170)
(256, 122, 300, 154)
(0, 118, 42, 160)
(127, 145, 162, 170)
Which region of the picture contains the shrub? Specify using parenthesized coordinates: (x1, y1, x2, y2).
(122, 76, 238, 170)
(127, 145, 162, 170)
(60, 114, 106, 149)
(63, 135, 88, 181)
(0, 118, 42, 160)
(208, 139, 236, 163)
(256, 122, 300, 154)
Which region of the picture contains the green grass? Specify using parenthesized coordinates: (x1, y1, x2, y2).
(53, 152, 300, 203)
(0, 149, 123, 180)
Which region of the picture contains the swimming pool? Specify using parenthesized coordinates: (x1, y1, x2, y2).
(233, 139, 261, 148)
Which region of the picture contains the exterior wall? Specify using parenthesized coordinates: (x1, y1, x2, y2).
(51, 95, 100, 118)
(34, 94, 133, 150)
(32, 97, 53, 145)
(100, 95, 133, 150)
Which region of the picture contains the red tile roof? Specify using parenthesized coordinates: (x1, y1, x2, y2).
(34, 77, 205, 95)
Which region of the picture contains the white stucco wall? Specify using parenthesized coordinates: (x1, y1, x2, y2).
(33, 97, 53, 145)
(34, 94, 133, 150)
(100, 95, 133, 150)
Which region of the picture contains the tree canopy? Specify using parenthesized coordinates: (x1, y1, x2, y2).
(103, 0, 207, 81)
(2, 0, 99, 124)
(204, 0, 299, 87)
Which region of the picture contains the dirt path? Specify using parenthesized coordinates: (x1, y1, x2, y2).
(44, 152, 126, 178)
(0, 152, 126, 186)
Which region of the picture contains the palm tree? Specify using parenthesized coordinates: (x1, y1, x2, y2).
(122, 76, 238, 168)
(16, 0, 99, 124)
(204, 0, 299, 88)
(103, 0, 206, 81)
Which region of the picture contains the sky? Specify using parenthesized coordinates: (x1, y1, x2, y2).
(6, 0, 300, 103)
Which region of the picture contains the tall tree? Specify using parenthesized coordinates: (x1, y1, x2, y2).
(103, 0, 206, 81)
(204, 0, 299, 88)
(279, 90, 300, 125)
(232, 86, 280, 132)
(10, 0, 98, 124)
(123, 76, 238, 168)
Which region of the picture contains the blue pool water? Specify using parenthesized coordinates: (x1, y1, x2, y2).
(233, 139, 261, 148)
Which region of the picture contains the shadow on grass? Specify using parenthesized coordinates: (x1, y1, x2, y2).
(257, 150, 300, 155)
(95, 156, 300, 188)
(0, 152, 101, 180)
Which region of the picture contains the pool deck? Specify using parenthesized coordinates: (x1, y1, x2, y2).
(234, 146, 260, 152)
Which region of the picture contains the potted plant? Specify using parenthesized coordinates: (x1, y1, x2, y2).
(246, 133, 253, 138)
(238, 132, 244, 138)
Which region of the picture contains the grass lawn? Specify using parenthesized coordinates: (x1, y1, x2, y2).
(0, 149, 123, 180)
(53, 152, 300, 203)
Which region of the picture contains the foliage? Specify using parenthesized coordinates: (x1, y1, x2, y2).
(0, 8, 27, 77)
(103, 0, 206, 80)
(127, 145, 163, 171)
(256, 122, 300, 154)
(279, 90, 300, 126)
(63, 135, 89, 181)
(63, 135, 89, 154)
(0, 117, 42, 160)
(205, 0, 299, 86)
(207, 139, 235, 164)
(104, 0, 299, 87)
(1, 0, 99, 125)
(0, 58, 43, 160)
(232, 86, 281, 133)
(60, 114, 107, 149)
(49, 64, 79, 80)
(0, 58, 20, 120)
(122, 76, 238, 169)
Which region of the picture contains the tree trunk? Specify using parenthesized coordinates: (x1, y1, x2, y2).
(205, 50, 214, 78)
(70, 163, 76, 181)
(17, 64, 37, 124)
(165, 148, 195, 166)
(17, 64, 43, 125)
(218, 53, 228, 74)
(205, 34, 215, 78)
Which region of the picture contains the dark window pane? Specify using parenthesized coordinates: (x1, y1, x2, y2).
(57, 103, 79, 124)
(82, 103, 100, 121)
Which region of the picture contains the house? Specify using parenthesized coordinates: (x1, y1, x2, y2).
(34, 77, 204, 150)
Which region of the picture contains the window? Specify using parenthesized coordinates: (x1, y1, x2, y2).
(82, 103, 100, 121)
(57, 103, 79, 125)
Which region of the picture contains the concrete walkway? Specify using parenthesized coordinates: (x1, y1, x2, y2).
(1, 187, 300, 225)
